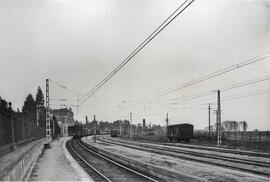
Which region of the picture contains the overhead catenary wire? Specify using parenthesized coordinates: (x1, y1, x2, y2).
(131, 52, 270, 104)
(222, 88, 270, 102)
(142, 88, 270, 113)
(50, 79, 79, 96)
(53, 75, 270, 111)
(128, 74, 270, 108)
(79, 0, 191, 102)
(79, 0, 195, 106)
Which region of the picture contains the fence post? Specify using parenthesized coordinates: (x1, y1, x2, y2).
(250, 132, 252, 141)
(242, 132, 243, 141)
(259, 132, 261, 141)
(235, 132, 236, 141)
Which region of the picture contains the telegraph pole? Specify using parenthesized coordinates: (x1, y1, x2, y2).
(166, 113, 169, 137)
(208, 104, 211, 133)
(45, 79, 51, 140)
(130, 112, 132, 139)
(36, 106, 39, 126)
(93, 115, 96, 143)
(120, 120, 122, 137)
(52, 115, 55, 137)
(217, 90, 221, 146)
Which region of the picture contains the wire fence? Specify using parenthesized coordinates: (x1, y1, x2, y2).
(222, 131, 270, 142)
(193, 131, 270, 142)
(0, 107, 45, 156)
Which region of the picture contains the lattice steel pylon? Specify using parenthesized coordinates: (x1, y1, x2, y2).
(46, 79, 51, 139)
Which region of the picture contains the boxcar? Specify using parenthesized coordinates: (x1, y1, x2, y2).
(110, 129, 118, 137)
(167, 123, 193, 142)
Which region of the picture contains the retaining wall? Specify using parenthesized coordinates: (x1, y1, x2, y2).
(0, 138, 45, 181)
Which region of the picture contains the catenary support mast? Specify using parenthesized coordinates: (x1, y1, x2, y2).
(208, 104, 211, 133)
(46, 79, 51, 139)
(217, 90, 221, 146)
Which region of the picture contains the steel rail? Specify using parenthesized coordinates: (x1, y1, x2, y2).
(101, 138, 270, 167)
(98, 138, 270, 178)
(78, 140, 159, 182)
(68, 140, 112, 182)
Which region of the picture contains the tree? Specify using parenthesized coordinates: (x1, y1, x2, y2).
(22, 94, 36, 115)
(222, 121, 231, 131)
(214, 122, 225, 132)
(35, 86, 44, 106)
(232, 121, 238, 132)
(35, 87, 46, 128)
(0, 96, 8, 111)
(51, 115, 61, 137)
(239, 121, 248, 132)
(222, 120, 239, 131)
(204, 125, 214, 132)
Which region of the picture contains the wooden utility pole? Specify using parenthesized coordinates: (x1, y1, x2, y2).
(166, 113, 169, 136)
(93, 115, 96, 143)
(10, 111, 15, 150)
(208, 104, 211, 133)
(36, 106, 39, 126)
(217, 90, 221, 146)
(52, 115, 55, 137)
(130, 112, 132, 139)
(119, 120, 122, 136)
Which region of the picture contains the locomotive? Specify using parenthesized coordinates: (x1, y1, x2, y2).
(167, 123, 193, 142)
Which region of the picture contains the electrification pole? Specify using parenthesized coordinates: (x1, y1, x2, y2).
(65, 115, 67, 137)
(36, 106, 39, 126)
(130, 112, 132, 139)
(120, 120, 122, 137)
(217, 90, 221, 146)
(166, 113, 169, 137)
(46, 79, 51, 140)
(208, 104, 211, 133)
(52, 115, 55, 137)
(93, 115, 96, 143)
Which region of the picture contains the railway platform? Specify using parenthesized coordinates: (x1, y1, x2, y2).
(29, 137, 93, 181)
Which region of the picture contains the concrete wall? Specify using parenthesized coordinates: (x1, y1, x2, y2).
(0, 138, 45, 181)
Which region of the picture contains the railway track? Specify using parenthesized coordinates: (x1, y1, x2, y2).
(97, 137, 270, 178)
(66, 139, 160, 182)
(122, 138, 270, 158)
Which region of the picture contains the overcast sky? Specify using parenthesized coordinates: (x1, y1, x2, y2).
(1, 0, 270, 130)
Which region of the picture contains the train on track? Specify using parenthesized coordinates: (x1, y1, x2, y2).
(110, 129, 119, 137)
(167, 123, 193, 142)
(68, 125, 91, 139)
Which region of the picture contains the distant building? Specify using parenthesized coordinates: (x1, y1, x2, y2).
(52, 108, 75, 126)
(52, 108, 75, 136)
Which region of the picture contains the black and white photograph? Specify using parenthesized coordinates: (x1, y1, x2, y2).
(0, 0, 270, 181)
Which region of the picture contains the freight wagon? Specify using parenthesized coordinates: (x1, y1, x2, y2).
(167, 123, 193, 142)
(68, 125, 88, 139)
(110, 129, 118, 137)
